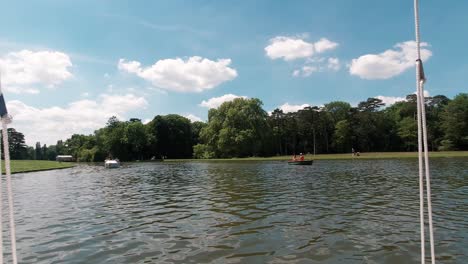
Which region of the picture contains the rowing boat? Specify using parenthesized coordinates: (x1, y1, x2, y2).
(287, 160, 313, 165)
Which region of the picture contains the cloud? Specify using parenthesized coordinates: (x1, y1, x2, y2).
(0, 50, 73, 94)
(415, 90, 430, 97)
(185, 114, 203, 122)
(349, 41, 432, 79)
(375, 90, 430, 107)
(118, 59, 141, 74)
(7, 94, 147, 145)
(292, 66, 318, 77)
(293, 57, 340, 77)
(375, 95, 406, 106)
(118, 56, 237, 92)
(278, 103, 310, 113)
(3, 86, 39, 94)
(265, 36, 338, 61)
(327, 57, 340, 71)
(314, 38, 339, 53)
(199, 94, 248, 109)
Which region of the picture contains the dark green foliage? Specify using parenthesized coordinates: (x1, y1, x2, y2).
(0, 128, 29, 159)
(35, 142, 42, 160)
(147, 114, 193, 158)
(441, 93, 468, 149)
(8, 93, 468, 161)
(39, 114, 198, 161)
(199, 98, 271, 158)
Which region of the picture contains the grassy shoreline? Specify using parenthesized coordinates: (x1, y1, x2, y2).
(2, 160, 75, 174)
(4, 151, 466, 173)
(165, 151, 468, 162)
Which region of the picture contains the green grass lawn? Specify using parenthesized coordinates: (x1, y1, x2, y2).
(165, 151, 468, 162)
(1, 160, 75, 174)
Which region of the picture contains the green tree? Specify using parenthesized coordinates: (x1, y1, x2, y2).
(125, 120, 149, 160)
(45, 145, 57, 160)
(441, 93, 468, 149)
(200, 98, 271, 158)
(102, 118, 128, 160)
(324, 101, 351, 123)
(42, 144, 48, 160)
(191, 121, 207, 146)
(0, 128, 28, 159)
(425, 95, 450, 150)
(397, 117, 417, 151)
(270, 109, 286, 155)
(26, 146, 35, 160)
(333, 120, 352, 153)
(35, 142, 42, 160)
(56, 140, 65, 155)
(358, 97, 385, 112)
(147, 114, 193, 158)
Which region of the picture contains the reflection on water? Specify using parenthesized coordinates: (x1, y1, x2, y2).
(7, 158, 468, 263)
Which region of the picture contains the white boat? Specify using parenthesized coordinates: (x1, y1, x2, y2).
(104, 159, 120, 168)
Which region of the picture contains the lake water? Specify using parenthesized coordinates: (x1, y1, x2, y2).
(5, 158, 468, 263)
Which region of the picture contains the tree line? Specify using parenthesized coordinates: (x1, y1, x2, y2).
(3, 93, 468, 161)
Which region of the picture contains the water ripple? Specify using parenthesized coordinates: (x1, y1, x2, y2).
(6, 158, 468, 263)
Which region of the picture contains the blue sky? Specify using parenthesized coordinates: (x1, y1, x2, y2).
(0, 0, 467, 145)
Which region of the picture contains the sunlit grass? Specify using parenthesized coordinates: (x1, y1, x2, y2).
(1, 160, 75, 174)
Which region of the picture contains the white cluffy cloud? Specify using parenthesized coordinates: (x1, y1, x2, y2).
(7, 94, 148, 145)
(0, 50, 73, 94)
(118, 56, 237, 92)
(349, 41, 432, 79)
(420, 90, 430, 97)
(199, 94, 248, 109)
(292, 57, 341, 77)
(375, 90, 430, 107)
(278, 103, 310, 113)
(327, 57, 341, 71)
(292, 66, 318, 77)
(185, 114, 203, 122)
(375, 95, 406, 106)
(265, 36, 338, 61)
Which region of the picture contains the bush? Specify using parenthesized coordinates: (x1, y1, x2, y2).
(193, 144, 215, 159)
(438, 139, 456, 151)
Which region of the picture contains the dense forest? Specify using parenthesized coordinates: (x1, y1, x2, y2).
(3, 93, 468, 161)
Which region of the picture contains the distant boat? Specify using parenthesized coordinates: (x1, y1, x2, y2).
(287, 160, 313, 165)
(56, 155, 74, 162)
(105, 159, 120, 168)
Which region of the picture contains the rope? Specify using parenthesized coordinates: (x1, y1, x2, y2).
(1, 119, 17, 264)
(0, 72, 4, 264)
(416, 74, 425, 264)
(0, 71, 17, 264)
(0, 122, 3, 264)
(414, 0, 435, 263)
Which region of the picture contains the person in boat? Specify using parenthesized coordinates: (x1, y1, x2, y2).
(299, 153, 305, 161)
(292, 154, 297, 161)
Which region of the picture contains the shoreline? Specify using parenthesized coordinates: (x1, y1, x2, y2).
(164, 151, 468, 162)
(4, 160, 75, 174)
(7, 151, 467, 173)
(11, 165, 75, 174)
